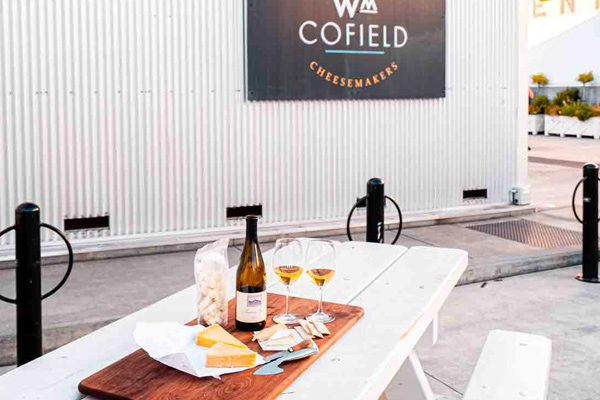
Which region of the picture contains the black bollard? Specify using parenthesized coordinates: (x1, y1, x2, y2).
(15, 203, 43, 365)
(366, 178, 385, 243)
(0, 203, 74, 366)
(576, 164, 600, 283)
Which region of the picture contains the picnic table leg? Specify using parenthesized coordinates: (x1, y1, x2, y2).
(418, 314, 439, 349)
(394, 350, 435, 400)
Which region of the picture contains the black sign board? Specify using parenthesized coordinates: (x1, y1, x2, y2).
(246, 0, 445, 100)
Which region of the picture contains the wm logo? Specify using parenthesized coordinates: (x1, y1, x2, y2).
(333, 0, 379, 19)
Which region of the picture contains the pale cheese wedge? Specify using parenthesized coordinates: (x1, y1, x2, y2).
(206, 343, 257, 368)
(252, 323, 287, 342)
(264, 332, 296, 347)
(196, 324, 247, 349)
(299, 319, 323, 338)
(294, 326, 313, 341)
(313, 321, 331, 336)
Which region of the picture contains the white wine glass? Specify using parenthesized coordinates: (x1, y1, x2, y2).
(272, 238, 304, 324)
(305, 239, 336, 324)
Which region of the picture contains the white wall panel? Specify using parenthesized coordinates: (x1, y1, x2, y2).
(0, 0, 522, 245)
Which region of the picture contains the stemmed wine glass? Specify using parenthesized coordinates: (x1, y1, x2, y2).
(305, 239, 336, 323)
(272, 238, 304, 324)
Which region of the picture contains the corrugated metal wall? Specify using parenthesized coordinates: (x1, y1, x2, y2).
(0, 0, 520, 245)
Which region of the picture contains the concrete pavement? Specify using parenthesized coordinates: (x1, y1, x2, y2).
(408, 266, 600, 400)
(528, 134, 598, 217)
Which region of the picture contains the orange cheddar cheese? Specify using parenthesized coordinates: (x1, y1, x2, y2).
(206, 343, 257, 368)
(196, 324, 247, 349)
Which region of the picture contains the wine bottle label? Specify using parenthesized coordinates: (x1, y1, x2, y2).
(236, 291, 267, 323)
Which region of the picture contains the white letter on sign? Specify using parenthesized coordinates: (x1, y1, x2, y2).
(321, 22, 342, 46)
(333, 0, 361, 19)
(299, 20, 318, 45)
(394, 26, 408, 48)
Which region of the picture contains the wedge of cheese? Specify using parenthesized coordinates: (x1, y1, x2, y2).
(206, 343, 257, 368)
(252, 323, 287, 342)
(196, 324, 247, 349)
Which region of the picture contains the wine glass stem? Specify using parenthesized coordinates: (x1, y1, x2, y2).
(285, 284, 290, 315)
(318, 286, 324, 314)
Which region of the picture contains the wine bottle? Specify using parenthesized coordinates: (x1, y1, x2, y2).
(235, 215, 267, 331)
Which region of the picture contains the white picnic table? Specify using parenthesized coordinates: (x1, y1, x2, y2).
(0, 241, 467, 400)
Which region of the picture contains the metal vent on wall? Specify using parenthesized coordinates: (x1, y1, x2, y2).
(226, 205, 263, 219)
(463, 189, 488, 200)
(64, 216, 110, 232)
(467, 219, 582, 249)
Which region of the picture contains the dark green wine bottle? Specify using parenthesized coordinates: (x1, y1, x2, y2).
(235, 216, 267, 331)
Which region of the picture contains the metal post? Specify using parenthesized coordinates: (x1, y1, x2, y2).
(366, 178, 385, 243)
(577, 164, 599, 283)
(15, 203, 43, 365)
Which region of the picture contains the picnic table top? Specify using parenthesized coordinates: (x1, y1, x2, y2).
(0, 241, 468, 400)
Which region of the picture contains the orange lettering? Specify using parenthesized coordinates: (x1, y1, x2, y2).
(354, 79, 363, 88)
(379, 71, 386, 81)
(333, 75, 340, 85)
(316, 67, 326, 77)
(391, 61, 398, 71)
(340, 77, 346, 87)
(365, 78, 372, 87)
(348, 79, 354, 88)
(385, 67, 393, 76)
(325, 72, 333, 81)
(561, 0, 575, 14)
(309, 61, 318, 71)
(533, 0, 547, 17)
(372, 75, 380, 84)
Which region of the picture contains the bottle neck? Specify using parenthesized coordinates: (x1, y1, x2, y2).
(245, 218, 258, 242)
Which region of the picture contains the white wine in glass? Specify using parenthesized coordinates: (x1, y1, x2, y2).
(305, 239, 336, 324)
(274, 265, 303, 285)
(306, 268, 336, 287)
(272, 239, 304, 325)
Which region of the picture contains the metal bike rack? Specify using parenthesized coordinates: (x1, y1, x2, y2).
(571, 163, 600, 283)
(346, 178, 403, 244)
(0, 203, 74, 365)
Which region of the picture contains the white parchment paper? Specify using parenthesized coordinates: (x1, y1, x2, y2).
(133, 322, 265, 379)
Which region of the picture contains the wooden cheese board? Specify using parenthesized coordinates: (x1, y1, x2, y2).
(79, 293, 364, 400)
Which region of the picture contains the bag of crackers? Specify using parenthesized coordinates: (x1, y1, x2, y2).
(194, 239, 229, 326)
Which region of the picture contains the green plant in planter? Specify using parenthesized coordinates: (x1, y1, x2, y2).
(530, 95, 550, 115)
(551, 88, 580, 106)
(573, 103, 597, 122)
(560, 101, 600, 122)
(529, 104, 541, 115)
(559, 102, 577, 117)
(545, 104, 561, 116)
(531, 73, 549, 87)
(577, 72, 594, 86)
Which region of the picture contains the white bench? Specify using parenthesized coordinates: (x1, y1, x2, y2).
(463, 330, 552, 400)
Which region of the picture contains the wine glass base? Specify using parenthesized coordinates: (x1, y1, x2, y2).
(273, 313, 301, 325)
(307, 311, 335, 324)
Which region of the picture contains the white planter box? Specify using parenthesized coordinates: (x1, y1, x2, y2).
(528, 115, 545, 135)
(544, 115, 600, 139)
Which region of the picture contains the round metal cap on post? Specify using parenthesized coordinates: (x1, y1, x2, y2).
(572, 163, 600, 283)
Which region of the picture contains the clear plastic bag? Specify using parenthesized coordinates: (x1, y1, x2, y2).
(194, 238, 229, 326)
